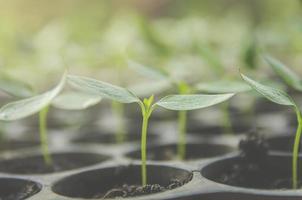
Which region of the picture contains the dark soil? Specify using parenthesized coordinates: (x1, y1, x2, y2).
(98, 179, 185, 199)
(0, 152, 108, 174)
(1, 183, 38, 200)
(211, 134, 300, 189)
(0, 178, 41, 200)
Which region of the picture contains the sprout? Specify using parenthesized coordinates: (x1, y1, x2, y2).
(128, 60, 246, 159)
(67, 74, 234, 186)
(241, 73, 301, 189)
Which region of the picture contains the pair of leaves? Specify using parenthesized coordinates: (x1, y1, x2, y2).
(0, 72, 101, 121)
(265, 55, 302, 91)
(67, 75, 235, 111)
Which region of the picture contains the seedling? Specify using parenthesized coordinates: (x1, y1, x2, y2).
(128, 61, 246, 159)
(240, 73, 302, 189)
(0, 72, 101, 165)
(67, 74, 235, 186)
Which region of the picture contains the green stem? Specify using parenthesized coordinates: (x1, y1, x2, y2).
(39, 105, 52, 166)
(292, 107, 302, 189)
(177, 110, 187, 160)
(111, 101, 126, 143)
(221, 102, 233, 135)
(141, 111, 150, 186)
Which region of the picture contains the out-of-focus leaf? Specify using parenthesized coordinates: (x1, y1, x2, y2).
(0, 72, 67, 121)
(196, 80, 251, 93)
(265, 55, 302, 91)
(128, 80, 172, 98)
(52, 91, 102, 110)
(156, 93, 234, 111)
(127, 60, 169, 80)
(0, 75, 34, 98)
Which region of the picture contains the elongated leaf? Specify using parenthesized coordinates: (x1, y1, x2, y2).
(241, 73, 295, 106)
(0, 72, 67, 121)
(196, 80, 251, 93)
(0, 75, 34, 98)
(128, 80, 172, 97)
(265, 55, 302, 91)
(52, 91, 102, 110)
(127, 60, 169, 80)
(156, 93, 234, 111)
(67, 75, 140, 103)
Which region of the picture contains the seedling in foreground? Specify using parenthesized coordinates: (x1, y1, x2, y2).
(241, 73, 302, 189)
(128, 61, 247, 159)
(0, 72, 101, 165)
(67, 74, 235, 186)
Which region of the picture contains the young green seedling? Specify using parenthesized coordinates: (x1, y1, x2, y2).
(67, 74, 235, 186)
(0, 72, 101, 165)
(240, 73, 302, 189)
(128, 61, 244, 159)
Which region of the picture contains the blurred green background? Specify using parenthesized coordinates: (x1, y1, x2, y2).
(0, 0, 301, 89)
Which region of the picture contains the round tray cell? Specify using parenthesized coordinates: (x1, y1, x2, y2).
(53, 164, 192, 199)
(201, 156, 302, 190)
(0, 178, 41, 200)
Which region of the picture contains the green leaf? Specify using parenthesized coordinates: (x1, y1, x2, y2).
(196, 80, 251, 93)
(0, 75, 34, 98)
(0, 72, 67, 121)
(52, 91, 102, 110)
(241, 73, 295, 106)
(265, 55, 302, 91)
(127, 60, 169, 80)
(67, 75, 140, 104)
(155, 93, 234, 111)
(128, 80, 171, 97)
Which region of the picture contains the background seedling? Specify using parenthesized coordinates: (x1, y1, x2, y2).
(0, 72, 100, 165)
(128, 60, 246, 159)
(0, 73, 35, 141)
(67, 74, 235, 186)
(241, 73, 302, 189)
(265, 55, 302, 91)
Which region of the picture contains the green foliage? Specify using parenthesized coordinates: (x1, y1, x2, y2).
(241, 72, 301, 189)
(0, 72, 67, 121)
(67, 74, 235, 186)
(155, 94, 235, 111)
(265, 55, 302, 91)
(0, 74, 34, 98)
(241, 73, 295, 106)
(196, 80, 251, 93)
(52, 91, 102, 110)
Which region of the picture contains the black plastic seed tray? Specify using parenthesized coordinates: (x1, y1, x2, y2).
(0, 106, 301, 200)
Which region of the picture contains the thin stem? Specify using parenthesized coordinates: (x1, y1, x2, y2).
(177, 110, 187, 160)
(141, 111, 150, 186)
(292, 107, 302, 189)
(221, 102, 233, 135)
(39, 105, 52, 166)
(111, 101, 126, 143)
